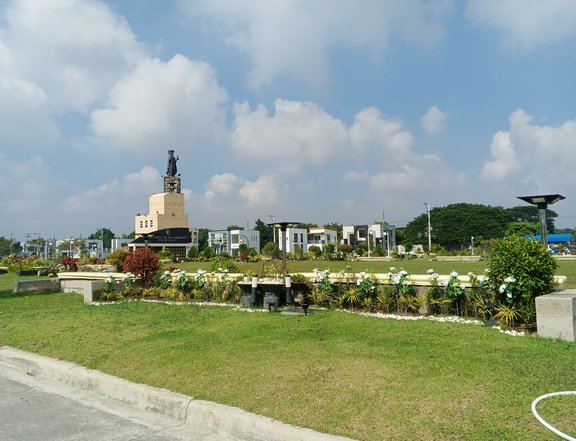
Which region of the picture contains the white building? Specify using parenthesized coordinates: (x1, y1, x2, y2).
(342, 223, 396, 256)
(307, 227, 338, 251)
(208, 229, 260, 256)
(277, 228, 308, 254)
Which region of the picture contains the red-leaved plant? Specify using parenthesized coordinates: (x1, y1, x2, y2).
(122, 247, 159, 288)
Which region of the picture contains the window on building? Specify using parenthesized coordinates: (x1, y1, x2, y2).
(139, 221, 143, 228)
(300, 234, 304, 243)
(294, 233, 298, 243)
(150, 220, 153, 227)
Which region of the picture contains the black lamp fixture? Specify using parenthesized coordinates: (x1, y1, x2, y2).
(517, 194, 565, 245)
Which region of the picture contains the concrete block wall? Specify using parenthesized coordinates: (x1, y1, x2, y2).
(60, 280, 104, 303)
(536, 290, 576, 341)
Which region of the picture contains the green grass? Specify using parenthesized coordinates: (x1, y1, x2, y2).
(174, 258, 576, 289)
(1, 272, 575, 440)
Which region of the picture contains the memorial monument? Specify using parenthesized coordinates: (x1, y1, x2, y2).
(130, 150, 198, 260)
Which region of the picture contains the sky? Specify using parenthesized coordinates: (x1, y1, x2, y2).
(1, 0, 576, 242)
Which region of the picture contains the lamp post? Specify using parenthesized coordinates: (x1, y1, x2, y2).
(471, 236, 475, 256)
(268, 221, 299, 277)
(424, 202, 432, 252)
(268, 221, 299, 305)
(367, 230, 372, 257)
(517, 194, 565, 245)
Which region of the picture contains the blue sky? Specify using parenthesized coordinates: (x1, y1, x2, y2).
(1, 0, 576, 242)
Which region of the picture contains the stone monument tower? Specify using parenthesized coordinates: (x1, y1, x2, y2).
(131, 150, 198, 260)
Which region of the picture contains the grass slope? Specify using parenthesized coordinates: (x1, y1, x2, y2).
(1, 273, 575, 440)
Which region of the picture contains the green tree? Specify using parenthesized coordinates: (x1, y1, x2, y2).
(295, 223, 318, 229)
(197, 228, 209, 251)
(506, 206, 557, 233)
(254, 219, 273, 245)
(505, 221, 540, 237)
(187, 246, 199, 259)
(88, 228, 115, 249)
(261, 242, 281, 259)
(404, 203, 512, 250)
(0, 236, 11, 257)
(227, 225, 244, 231)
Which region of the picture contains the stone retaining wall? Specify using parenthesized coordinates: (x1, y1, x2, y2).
(13, 279, 61, 295)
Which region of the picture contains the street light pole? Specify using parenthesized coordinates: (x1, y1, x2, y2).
(424, 202, 432, 252)
(471, 236, 475, 256)
(367, 230, 372, 258)
(518, 194, 566, 246)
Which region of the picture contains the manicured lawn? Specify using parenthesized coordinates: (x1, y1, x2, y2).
(1, 273, 575, 440)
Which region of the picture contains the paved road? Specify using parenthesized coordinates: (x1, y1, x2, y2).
(0, 365, 242, 441)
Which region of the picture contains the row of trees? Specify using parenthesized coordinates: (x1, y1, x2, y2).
(400, 203, 568, 252)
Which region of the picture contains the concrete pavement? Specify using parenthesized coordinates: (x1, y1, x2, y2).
(0, 346, 356, 441)
(0, 364, 241, 441)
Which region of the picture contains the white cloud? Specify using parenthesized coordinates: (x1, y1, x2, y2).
(421, 106, 448, 134)
(203, 172, 282, 207)
(467, 0, 576, 51)
(480, 109, 576, 194)
(90, 54, 229, 151)
(2, 0, 144, 111)
(480, 131, 519, 182)
(179, 0, 452, 87)
(0, 76, 61, 148)
(350, 107, 413, 156)
(231, 99, 349, 172)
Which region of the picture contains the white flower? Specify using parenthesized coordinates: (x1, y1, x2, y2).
(391, 274, 401, 285)
(467, 272, 475, 278)
(399, 270, 408, 276)
(484, 268, 490, 274)
(506, 292, 512, 298)
(450, 271, 459, 278)
(427, 268, 434, 274)
(504, 276, 516, 283)
(499, 284, 507, 294)
(389, 267, 397, 272)
(431, 273, 439, 280)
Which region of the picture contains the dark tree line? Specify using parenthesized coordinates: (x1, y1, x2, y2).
(402, 203, 558, 251)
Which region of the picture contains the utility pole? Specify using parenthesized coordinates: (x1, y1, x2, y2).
(424, 203, 432, 253)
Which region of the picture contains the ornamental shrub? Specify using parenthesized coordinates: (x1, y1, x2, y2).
(122, 247, 159, 288)
(487, 236, 557, 324)
(106, 249, 128, 272)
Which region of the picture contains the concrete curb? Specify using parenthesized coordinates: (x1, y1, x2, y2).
(0, 346, 355, 441)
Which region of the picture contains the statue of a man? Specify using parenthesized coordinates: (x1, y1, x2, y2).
(166, 150, 179, 177)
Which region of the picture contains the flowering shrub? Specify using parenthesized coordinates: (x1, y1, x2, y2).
(356, 272, 377, 298)
(193, 269, 207, 289)
(389, 268, 415, 297)
(444, 271, 466, 315)
(498, 276, 517, 305)
(159, 271, 172, 289)
(174, 270, 192, 292)
(122, 272, 136, 289)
